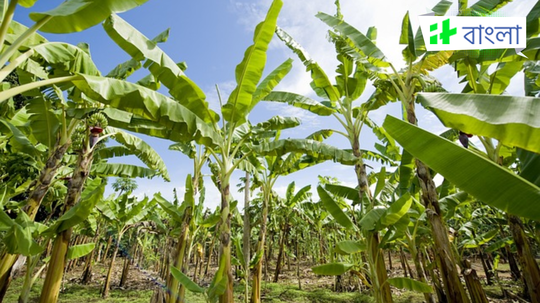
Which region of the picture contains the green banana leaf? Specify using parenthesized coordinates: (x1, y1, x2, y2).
(91, 163, 157, 179)
(255, 116, 300, 131)
(71, 74, 220, 147)
(31, 42, 100, 76)
(275, 27, 340, 102)
(432, 0, 453, 15)
(5, 21, 47, 49)
(0, 118, 40, 156)
(152, 193, 183, 223)
(418, 93, 540, 154)
(97, 146, 135, 159)
(335, 240, 366, 255)
(316, 12, 386, 61)
(383, 115, 540, 221)
(253, 139, 357, 166)
(380, 193, 412, 226)
(324, 184, 360, 204)
(251, 58, 293, 110)
(312, 262, 353, 275)
(359, 208, 385, 231)
(43, 178, 105, 236)
(223, 0, 283, 124)
(66, 243, 95, 260)
(26, 98, 60, 150)
(170, 266, 205, 294)
(387, 277, 432, 293)
(517, 148, 540, 186)
(30, 0, 150, 34)
(263, 91, 335, 116)
(108, 127, 169, 181)
(2, 211, 43, 256)
(103, 14, 218, 124)
(317, 185, 354, 230)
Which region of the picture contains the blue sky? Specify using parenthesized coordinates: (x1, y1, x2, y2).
(13, 0, 535, 210)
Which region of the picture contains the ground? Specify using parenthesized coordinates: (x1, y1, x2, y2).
(3, 254, 523, 303)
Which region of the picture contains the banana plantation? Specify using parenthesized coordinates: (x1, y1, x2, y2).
(1, 0, 540, 302)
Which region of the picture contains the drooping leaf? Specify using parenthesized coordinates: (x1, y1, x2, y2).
(66, 243, 95, 260)
(152, 193, 183, 222)
(387, 277, 433, 293)
(25, 98, 60, 149)
(0, 118, 39, 156)
(317, 185, 354, 230)
(255, 116, 300, 131)
(108, 127, 169, 181)
(398, 149, 415, 195)
(44, 178, 105, 235)
(91, 163, 157, 179)
(381, 193, 412, 226)
(359, 208, 386, 231)
(418, 93, 540, 154)
(517, 148, 540, 187)
(312, 262, 353, 275)
(170, 266, 205, 293)
(373, 167, 386, 199)
(263, 91, 335, 116)
(71, 74, 220, 147)
(253, 139, 357, 166)
(169, 141, 197, 159)
(324, 184, 360, 204)
(335, 240, 366, 255)
(30, 0, 150, 33)
(383, 115, 540, 221)
(103, 14, 218, 124)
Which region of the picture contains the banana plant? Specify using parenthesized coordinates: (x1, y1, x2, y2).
(272, 182, 311, 283)
(97, 191, 152, 298)
(264, 3, 403, 300)
(0, 15, 171, 301)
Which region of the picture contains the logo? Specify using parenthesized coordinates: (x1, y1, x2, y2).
(429, 19, 457, 45)
(419, 16, 526, 52)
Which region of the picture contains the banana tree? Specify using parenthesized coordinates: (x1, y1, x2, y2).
(272, 182, 311, 283)
(264, 4, 403, 300)
(0, 2, 171, 296)
(412, 89, 540, 301)
(97, 192, 152, 298)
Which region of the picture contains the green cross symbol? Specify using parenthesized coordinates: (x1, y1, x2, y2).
(429, 18, 457, 45)
(440, 18, 457, 44)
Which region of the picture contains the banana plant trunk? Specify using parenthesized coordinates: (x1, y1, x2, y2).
(251, 188, 270, 303)
(405, 104, 469, 303)
(242, 172, 250, 303)
(409, 243, 435, 303)
(81, 224, 101, 284)
(0, 140, 70, 300)
(219, 181, 234, 303)
(508, 214, 540, 303)
(101, 232, 121, 298)
(39, 147, 94, 303)
(167, 207, 191, 303)
(352, 139, 393, 303)
(273, 223, 289, 283)
(120, 231, 135, 288)
(461, 259, 489, 303)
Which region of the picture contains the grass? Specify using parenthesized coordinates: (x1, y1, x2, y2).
(4, 276, 431, 303)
